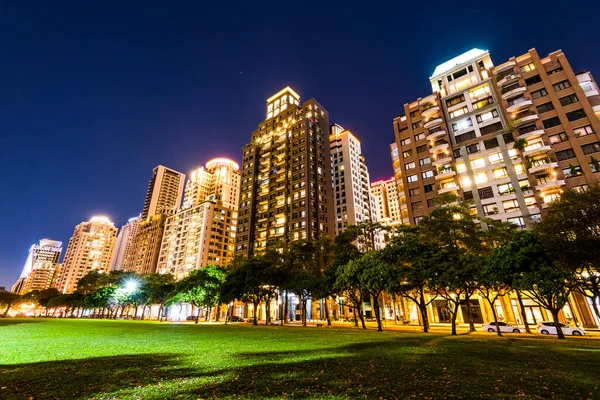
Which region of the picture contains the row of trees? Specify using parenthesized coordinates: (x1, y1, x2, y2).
(3, 187, 598, 340)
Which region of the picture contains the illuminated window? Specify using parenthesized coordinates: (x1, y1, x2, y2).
(469, 85, 490, 99)
(456, 162, 466, 172)
(474, 172, 488, 184)
(493, 168, 509, 179)
(520, 62, 535, 73)
(461, 176, 471, 187)
(513, 164, 524, 174)
(470, 157, 485, 169)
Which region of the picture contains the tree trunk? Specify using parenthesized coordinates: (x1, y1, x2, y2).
(450, 302, 459, 336)
(551, 309, 565, 340)
(253, 299, 259, 325)
(324, 298, 331, 326)
(418, 291, 430, 332)
(141, 305, 147, 320)
(215, 305, 220, 322)
(158, 304, 163, 321)
(283, 292, 289, 324)
(373, 294, 383, 332)
(195, 304, 201, 324)
(302, 300, 307, 326)
(516, 290, 532, 334)
(465, 296, 476, 333)
(265, 297, 271, 325)
(488, 297, 502, 337)
(355, 304, 366, 329)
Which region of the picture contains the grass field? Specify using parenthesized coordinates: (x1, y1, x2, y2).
(1, 319, 599, 399)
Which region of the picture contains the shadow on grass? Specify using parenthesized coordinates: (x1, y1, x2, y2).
(0, 318, 43, 327)
(0, 353, 195, 399)
(2, 338, 598, 399)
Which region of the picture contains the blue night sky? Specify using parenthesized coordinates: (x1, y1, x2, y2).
(1, 1, 598, 288)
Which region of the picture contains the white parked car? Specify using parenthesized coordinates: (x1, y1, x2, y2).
(482, 322, 521, 333)
(537, 321, 586, 336)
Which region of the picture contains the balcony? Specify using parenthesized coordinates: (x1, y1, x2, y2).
(438, 184, 460, 194)
(436, 169, 456, 180)
(518, 129, 545, 140)
(523, 145, 552, 157)
(497, 73, 521, 87)
(424, 117, 443, 129)
(511, 114, 539, 128)
(494, 61, 516, 74)
(432, 156, 452, 166)
(430, 142, 449, 153)
(529, 161, 558, 175)
(427, 129, 446, 140)
(506, 98, 533, 113)
(419, 94, 437, 105)
(422, 105, 440, 118)
(535, 179, 565, 192)
(501, 86, 526, 100)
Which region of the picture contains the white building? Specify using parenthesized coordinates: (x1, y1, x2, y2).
(110, 217, 140, 271)
(12, 239, 63, 294)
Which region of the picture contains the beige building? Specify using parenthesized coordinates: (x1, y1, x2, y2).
(55, 217, 118, 293)
(235, 87, 335, 256)
(12, 239, 63, 294)
(391, 47, 600, 328)
(158, 158, 240, 280)
(125, 165, 185, 274)
(370, 177, 404, 229)
(109, 217, 140, 271)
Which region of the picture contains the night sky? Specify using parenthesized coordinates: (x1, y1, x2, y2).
(1, 1, 599, 288)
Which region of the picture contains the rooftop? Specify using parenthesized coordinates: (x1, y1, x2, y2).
(431, 48, 488, 78)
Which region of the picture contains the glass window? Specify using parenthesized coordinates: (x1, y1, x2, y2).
(536, 102, 555, 114)
(407, 174, 418, 183)
(574, 125, 594, 137)
(400, 138, 411, 146)
(493, 167, 509, 179)
(474, 172, 488, 184)
(520, 63, 536, 73)
(507, 217, 526, 228)
(470, 157, 485, 169)
(497, 183, 514, 195)
(542, 117, 561, 129)
(531, 88, 548, 99)
(419, 157, 431, 166)
(402, 150, 413, 158)
(582, 142, 600, 155)
(566, 109, 586, 122)
(456, 162, 466, 172)
(452, 118, 473, 132)
(525, 75, 542, 86)
(559, 94, 578, 106)
(472, 97, 494, 110)
(446, 94, 465, 107)
(476, 109, 499, 123)
(553, 80, 571, 91)
(488, 152, 503, 164)
(449, 106, 469, 119)
(415, 133, 425, 141)
(548, 132, 568, 144)
(405, 162, 416, 170)
(421, 170, 434, 179)
(556, 149, 576, 161)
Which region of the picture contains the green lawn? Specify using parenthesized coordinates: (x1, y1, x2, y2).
(1, 319, 599, 399)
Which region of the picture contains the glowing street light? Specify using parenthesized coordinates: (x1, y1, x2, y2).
(123, 279, 139, 294)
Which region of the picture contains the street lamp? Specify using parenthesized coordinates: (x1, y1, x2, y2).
(123, 279, 139, 294)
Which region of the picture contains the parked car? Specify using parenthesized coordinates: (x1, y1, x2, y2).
(186, 315, 197, 321)
(482, 322, 521, 333)
(537, 321, 586, 336)
(228, 315, 244, 322)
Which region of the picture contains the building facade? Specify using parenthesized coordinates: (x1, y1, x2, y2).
(55, 217, 118, 293)
(125, 166, 185, 274)
(329, 124, 374, 234)
(392, 48, 599, 228)
(391, 47, 600, 328)
(370, 177, 404, 229)
(109, 217, 140, 271)
(158, 158, 241, 280)
(235, 87, 335, 256)
(12, 239, 63, 294)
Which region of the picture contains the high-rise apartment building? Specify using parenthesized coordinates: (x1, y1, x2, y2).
(329, 124, 373, 234)
(158, 158, 241, 280)
(109, 217, 140, 271)
(392, 48, 600, 227)
(12, 239, 63, 294)
(125, 166, 185, 274)
(235, 87, 335, 256)
(55, 217, 118, 293)
(370, 177, 404, 228)
(141, 166, 186, 220)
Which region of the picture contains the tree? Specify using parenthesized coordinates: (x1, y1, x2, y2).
(498, 231, 575, 339)
(37, 288, 61, 316)
(345, 220, 388, 253)
(349, 251, 396, 331)
(335, 256, 370, 330)
(176, 265, 227, 324)
(310, 236, 336, 326)
(419, 195, 484, 335)
(535, 186, 600, 323)
(285, 241, 319, 326)
(384, 228, 441, 333)
(331, 230, 362, 326)
(142, 274, 175, 321)
(0, 291, 21, 317)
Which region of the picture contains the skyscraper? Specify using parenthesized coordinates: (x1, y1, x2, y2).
(125, 166, 185, 274)
(392, 48, 600, 227)
(158, 158, 241, 280)
(235, 87, 335, 256)
(109, 217, 140, 271)
(141, 166, 186, 220)
(370, 177, 403, 228)
(55, 217, 118, 293)
(329, 124, 374, 234)
(11, 239, 62, 294)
